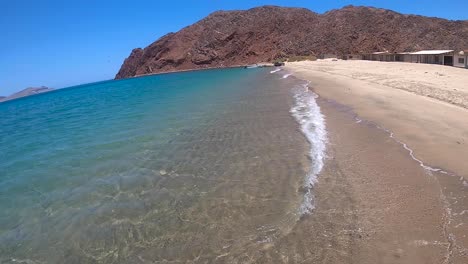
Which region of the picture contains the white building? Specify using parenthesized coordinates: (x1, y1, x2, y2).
(371, 51, 391, 61)
(394, 52, 414, 62)
(454, 50, 468, 68)
(357, 49, 467, 69)
(409, 50, 454, 65)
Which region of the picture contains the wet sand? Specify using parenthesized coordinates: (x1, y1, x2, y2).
(287, 60, 468, 180)
(283, 61, 468, 263)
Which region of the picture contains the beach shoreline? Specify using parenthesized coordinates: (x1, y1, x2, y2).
(116, 63, 275, 80)
(2, 65, 466, 263)
(286, 60, 468, 180)
(283, 60, 468, 263)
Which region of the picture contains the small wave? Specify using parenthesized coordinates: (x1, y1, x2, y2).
(282, 73, 292, 79)
(290, 81, 327, 215)
(270, 68, 282, 74)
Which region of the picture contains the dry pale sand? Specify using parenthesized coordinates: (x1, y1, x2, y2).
(287, 60, 468, 180)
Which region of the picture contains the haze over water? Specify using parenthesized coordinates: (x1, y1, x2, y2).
(0, 68, 326, 263)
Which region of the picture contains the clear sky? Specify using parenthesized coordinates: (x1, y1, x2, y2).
(1, 0, 466, 95)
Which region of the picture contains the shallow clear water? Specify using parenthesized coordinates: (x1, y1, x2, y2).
(0, 68, 323, 263)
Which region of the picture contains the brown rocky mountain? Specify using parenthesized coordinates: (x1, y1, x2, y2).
(115, 5, 468, 79)
(0, 86, 54, 103)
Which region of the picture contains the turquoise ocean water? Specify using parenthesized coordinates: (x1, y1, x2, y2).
(0, 68, 326, 263)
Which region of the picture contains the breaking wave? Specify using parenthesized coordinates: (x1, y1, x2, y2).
(270, 68, 282, 74)
(290, 81, 328, 215)
(282, 73, 292, 79)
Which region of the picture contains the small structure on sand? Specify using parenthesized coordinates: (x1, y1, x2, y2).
(362, 51, 401, 62)
(353, 49, 468, 68)
(371, 51, 391, 61)
(408, 50, 454, 66)
(454, 50, 468, 68)
(393, 52, 414, 62)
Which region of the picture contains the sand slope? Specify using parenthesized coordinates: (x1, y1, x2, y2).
(287, 60, 468, 180)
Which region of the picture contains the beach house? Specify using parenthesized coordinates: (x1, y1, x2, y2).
(350, 49, 467, 69)
(393, 52, 415, 63)
(371, 51, 391, 61)
(454, 50, 468, 68)
(360, 51, 397, 62)
(408, 50, 454, 66)
(461, 50, 468, 68)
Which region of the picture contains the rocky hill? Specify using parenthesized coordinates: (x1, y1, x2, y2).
(0, 86, 54, 103)
(115, 5, 468, 79)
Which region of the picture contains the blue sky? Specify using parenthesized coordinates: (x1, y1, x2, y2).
(1, 0, 466, 95)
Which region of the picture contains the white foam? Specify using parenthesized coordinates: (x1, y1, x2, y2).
(282, 73, 292, 79)
(270, 68, 282, 74)
(353, 116, 448, 174)
(290, 81, 327, 215)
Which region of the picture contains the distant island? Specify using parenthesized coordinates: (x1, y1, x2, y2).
(115, 5, 468, 79)
(0, 86, 54, 103)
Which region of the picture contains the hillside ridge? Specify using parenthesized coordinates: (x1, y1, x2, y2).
(115, 5, 468, 79)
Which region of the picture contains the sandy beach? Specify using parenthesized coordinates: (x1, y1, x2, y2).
(284, 60, 468, 263)
(287, 60, 468, 179)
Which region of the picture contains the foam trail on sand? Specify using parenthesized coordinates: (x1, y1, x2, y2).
(270, 68, 282, 74)
(290, 81, 327, 215)
(352, 116, 455, 176)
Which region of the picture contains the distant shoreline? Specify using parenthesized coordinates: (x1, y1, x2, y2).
(115, 63, 276, 80)
(0, 87, 54, 104)
(1, 65, 278, 104)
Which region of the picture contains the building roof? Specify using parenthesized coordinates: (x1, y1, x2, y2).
(410, 50, 454, 55)
(372, 51, 389, 54)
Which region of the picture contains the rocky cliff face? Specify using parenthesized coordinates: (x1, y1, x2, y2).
(115, 5, 468, 79)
